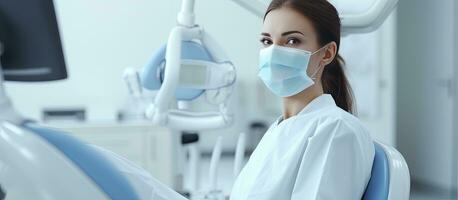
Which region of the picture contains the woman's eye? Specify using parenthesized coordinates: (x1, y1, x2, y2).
(260, 38, 272, 46)
(286, 38, 301, 46)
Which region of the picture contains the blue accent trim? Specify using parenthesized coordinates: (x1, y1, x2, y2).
(141, 43, 166, 90)
(362, 142, 390, 200)
(23, 123, 140, 200)
(140, 41, 213, 101)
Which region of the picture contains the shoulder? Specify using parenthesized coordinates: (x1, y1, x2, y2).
(297, 105, 372, 140)
(327, 106, 368, 132)
(300, 105, 375, 162)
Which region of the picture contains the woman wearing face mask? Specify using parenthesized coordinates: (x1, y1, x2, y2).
(230, 0, 375, 199)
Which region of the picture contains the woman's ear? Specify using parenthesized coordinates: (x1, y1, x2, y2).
(321, 42, 337, 65)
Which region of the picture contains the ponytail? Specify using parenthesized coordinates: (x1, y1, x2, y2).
(321, 54, 355, 114)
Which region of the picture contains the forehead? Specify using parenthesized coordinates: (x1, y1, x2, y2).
(262, 6, 316, 37)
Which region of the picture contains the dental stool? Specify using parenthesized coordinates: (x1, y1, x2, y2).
(0, 121, 140, 200)
(362, 141, 410, 200)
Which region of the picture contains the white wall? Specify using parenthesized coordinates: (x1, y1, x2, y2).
(341, 12, 397, 146)
(366, 12, 397, 146)
(397, 0, 457, 195)
(6, 0, 173, 121)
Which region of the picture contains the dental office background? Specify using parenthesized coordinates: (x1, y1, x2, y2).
(4, 0, 458, 198)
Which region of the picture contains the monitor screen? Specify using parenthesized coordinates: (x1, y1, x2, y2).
(0, 0, 67, 82)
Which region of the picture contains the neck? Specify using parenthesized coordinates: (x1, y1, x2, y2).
(282, 83, 323, 120)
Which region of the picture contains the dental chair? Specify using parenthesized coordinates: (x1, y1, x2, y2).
(362, 141, 410, 200)
(0, 124, 412, 200)
(0, 121, 141, 200)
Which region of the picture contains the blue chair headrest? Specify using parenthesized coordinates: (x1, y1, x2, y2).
(362, 142, 390, 200)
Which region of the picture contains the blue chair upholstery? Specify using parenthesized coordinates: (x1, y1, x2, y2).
(22, 122, 140, 200)
(362, 142, 390, 200)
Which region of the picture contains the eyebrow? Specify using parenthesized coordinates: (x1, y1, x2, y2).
(281, 31, 305, 36)
(261, 31, 305, 37)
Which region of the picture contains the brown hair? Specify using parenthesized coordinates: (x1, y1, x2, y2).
(265, 0, 355, 113)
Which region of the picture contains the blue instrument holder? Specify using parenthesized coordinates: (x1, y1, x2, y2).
(140, 41, 214, 101)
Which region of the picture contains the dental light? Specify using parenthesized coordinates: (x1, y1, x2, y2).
(231, 0, 399, 35)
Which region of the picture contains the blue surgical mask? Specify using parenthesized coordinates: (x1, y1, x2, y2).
(258, 45, 324, 97)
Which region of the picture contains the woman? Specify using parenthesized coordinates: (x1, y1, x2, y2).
(230, 0, 375, 199)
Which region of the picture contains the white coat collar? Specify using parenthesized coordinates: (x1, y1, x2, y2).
(276, 94, 336, 125)
(297, 93, 336, 116)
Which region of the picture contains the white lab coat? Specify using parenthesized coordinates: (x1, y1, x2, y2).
(230, 94, 375, 200)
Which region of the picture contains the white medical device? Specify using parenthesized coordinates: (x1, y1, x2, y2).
(124, 0, 237, 131)
(231, 0, 398, 35)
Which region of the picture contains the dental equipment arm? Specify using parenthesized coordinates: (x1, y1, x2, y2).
(234, 132, 246, 178)
(141, 0, 236, 130)
(123, 68, 143, 99)
(338, 0, 398, 34)
(178, 0, 196, 27)
(230, 0, 399, 34)
(209, 136, 223, 192)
